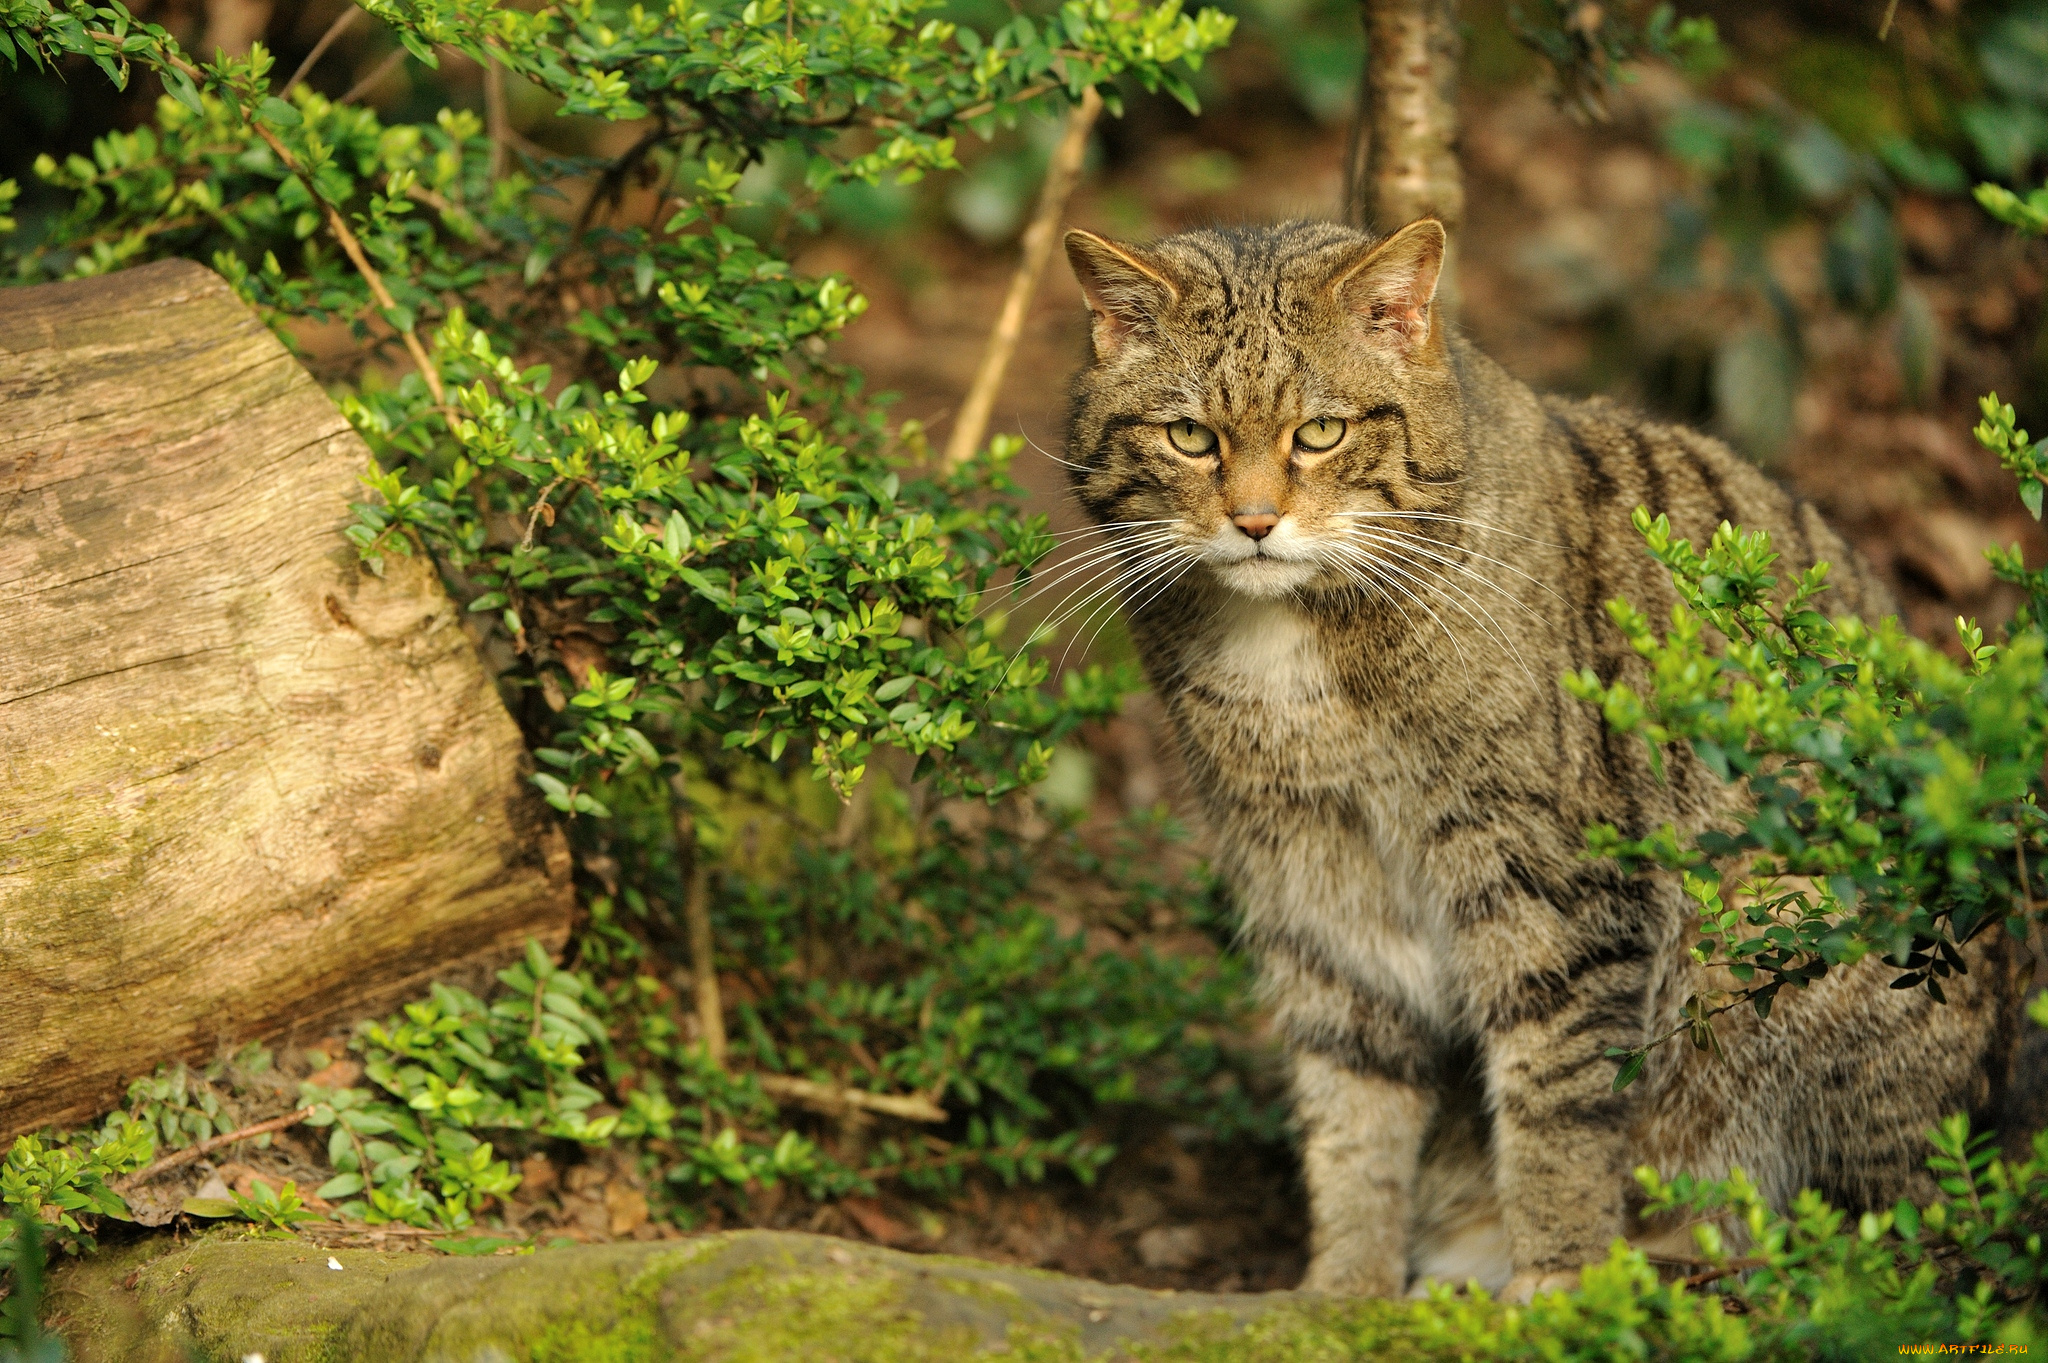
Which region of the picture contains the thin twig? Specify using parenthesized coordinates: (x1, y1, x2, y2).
(236, 116, 446, 402)
(283, 5, 358, 95)
(403, 181, 503, 251)
(686, 864, 728, 1067)
(112, 1107, 317, 1192)
(670, 795, 728, 1073)
(321, 201, 447, 404)
(19, 197, 256, 260)
(339, 46, 407, 105)
(828, 778, 871, 848)
(756, 1074, 947, 1124)
(484, 58, 509, 181)
(75, 34, 444, 404)
(941, 84, 1102, 469)
(1878, 0, 1903, 42)
(1681, 1255, 1767, 1289)
(564, 124, 669, 259)
(520, 475, 567, 549)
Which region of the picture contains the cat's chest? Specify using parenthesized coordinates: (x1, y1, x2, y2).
(1165, 600, 1466, 1032)
(1168, 601, 1372, 791)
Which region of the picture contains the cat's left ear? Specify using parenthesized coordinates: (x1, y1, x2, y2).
(1331, 219, 1447, 355)
(1066, 229, 1180, 361)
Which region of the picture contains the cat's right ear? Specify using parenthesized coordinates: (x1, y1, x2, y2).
(1331, 219, 1447, 357)
(1065, 230, 1178, 361)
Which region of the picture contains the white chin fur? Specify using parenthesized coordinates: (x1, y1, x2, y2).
(1212, 556, 1319, 598)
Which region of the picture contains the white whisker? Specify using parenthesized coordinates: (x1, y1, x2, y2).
(1341, 525, 1555, 617)
(977, 527, 1185, 623)
(1057, 548, 1193, 674)
(1042, 517, 1181, 544)
(1323, 547, 1468, 661)
(1078, 546, 1201, 663)
(1329, 538, 1531, 678)
(1024, 542, 1188, 647)
(1339, 520, 1568, 608)
(1357, 541, 1537, 682)
(1331, 510, 1569, 553)
(1016, 544, 1191, 684)
(1019, 429, 1094, 473)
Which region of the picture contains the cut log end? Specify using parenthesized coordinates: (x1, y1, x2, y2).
(0, 260, 573, 1138)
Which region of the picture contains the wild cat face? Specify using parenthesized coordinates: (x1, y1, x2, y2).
(1063, 220, 1468, 603)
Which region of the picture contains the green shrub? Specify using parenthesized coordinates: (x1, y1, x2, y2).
(0, 0, 1263, 1246)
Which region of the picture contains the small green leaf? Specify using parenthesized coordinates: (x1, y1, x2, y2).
(316, 1172, 365, 1199)
(1611, 1051, 1648, 1092)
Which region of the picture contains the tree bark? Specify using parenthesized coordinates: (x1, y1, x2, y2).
(0, 260, 574, 1139)
(1346, 0, 1464, 237)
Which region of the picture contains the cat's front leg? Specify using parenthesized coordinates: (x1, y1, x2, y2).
(1293, 1049, 1437, 1296)
(1269, 943, 1440, 1296)
(1479, 946, 1651, 1301)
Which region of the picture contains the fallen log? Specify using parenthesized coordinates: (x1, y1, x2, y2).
(0, 260, 574, 1138)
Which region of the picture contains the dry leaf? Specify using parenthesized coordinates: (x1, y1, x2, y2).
(520, 1154, 559, 1197)
(841, 1196, 916, 1246)
(604, 1178, 650, 1237)
(305, 1058, 364, 1090)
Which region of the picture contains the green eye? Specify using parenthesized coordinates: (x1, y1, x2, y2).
(1166, 419, 1218, 456)
(1294, 418, 1346, 452)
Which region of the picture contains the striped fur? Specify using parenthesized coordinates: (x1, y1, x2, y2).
(1060, 219, 2027, 1300)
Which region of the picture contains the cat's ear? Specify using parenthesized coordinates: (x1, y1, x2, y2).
(1065, 229, 1179, 360)
(1331, 219, 1447, 355)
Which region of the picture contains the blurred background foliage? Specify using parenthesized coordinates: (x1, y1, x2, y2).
(6, 0, 2048, 1302)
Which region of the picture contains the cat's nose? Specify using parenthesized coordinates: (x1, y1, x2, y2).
(1232, 509, 1279, 540)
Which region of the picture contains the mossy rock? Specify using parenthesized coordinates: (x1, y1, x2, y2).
(50, 1228, 1433, 1362)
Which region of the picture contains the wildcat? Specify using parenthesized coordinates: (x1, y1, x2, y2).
(1059, 218, 2028, 1301)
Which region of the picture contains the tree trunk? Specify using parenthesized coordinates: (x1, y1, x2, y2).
(0, 260, 574, 1139)
(1346, 0, 1464, 237)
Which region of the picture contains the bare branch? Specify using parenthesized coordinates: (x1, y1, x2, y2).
(283, 5, 359, 95)
(340, 46, 407, 106)
(756, 1074, 948, 1123)
(942, 85, 1103, 469)
(242, 118, 446, 404)
(686, 867, 728, 1067)
(112, 1106, 316, 1192)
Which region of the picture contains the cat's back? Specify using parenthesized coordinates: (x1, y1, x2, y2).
(1497, 373, 1897, 627)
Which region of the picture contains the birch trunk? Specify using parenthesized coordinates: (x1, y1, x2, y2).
(1348, 0, 1464, 236)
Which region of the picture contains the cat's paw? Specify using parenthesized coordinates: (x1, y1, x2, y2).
(1502, 1269, 1581, 1304)
(1300, 1248, 1407, 1298)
